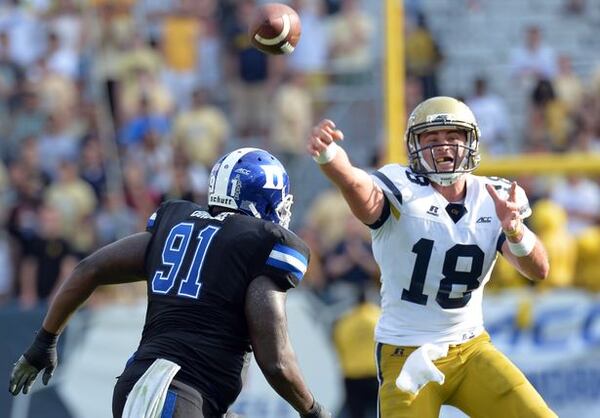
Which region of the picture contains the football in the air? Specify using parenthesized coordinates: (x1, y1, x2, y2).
(249, 3, 301, 55)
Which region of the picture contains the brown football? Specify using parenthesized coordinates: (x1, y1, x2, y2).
(249, 3, 301, 55)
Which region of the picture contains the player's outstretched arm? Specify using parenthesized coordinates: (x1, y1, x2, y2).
(245, 276, 331, 418)
(9, 232, 150, 396)
(307, 119, 385, 225)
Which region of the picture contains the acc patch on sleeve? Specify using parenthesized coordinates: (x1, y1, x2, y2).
(266, 243, 308, 280)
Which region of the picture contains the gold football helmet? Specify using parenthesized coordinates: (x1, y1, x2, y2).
(405, 96, 481, 186)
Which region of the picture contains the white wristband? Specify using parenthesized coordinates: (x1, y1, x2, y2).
(313, 142, 339, 165)
(506, 225, 536, 257)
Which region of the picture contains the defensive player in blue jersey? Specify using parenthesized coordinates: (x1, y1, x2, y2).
(9, 148, 331, 418)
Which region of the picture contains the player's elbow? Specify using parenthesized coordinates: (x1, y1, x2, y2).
(538, 260, 550, 281)
(529, 260, 550, 281)
(71, 256, 100, 284)
(259, 359, 289, 380)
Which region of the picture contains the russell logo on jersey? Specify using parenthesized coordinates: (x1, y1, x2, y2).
(426, 205, 439, 216)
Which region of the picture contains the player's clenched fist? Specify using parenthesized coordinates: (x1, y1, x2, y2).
(307, 119, 344, 165)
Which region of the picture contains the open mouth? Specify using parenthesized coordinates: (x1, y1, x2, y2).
(435, 156, 454, 165)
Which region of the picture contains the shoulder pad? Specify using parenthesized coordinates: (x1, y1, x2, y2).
(146, 200, 200, 233)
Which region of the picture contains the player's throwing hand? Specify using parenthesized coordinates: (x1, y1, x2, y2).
(486, 181, 523, 236)
(307, 119, 344, 159)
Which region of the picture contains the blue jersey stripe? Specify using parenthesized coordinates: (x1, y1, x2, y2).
(273, 243, 308, 265)
(160, 390, 177, 418)
(266, 257, 304, 280)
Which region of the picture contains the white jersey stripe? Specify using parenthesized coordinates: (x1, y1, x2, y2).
(214, 148, 260, 197)
(268, 249, 307, 275)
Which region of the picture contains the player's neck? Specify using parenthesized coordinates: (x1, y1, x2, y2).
(431, 178, 467, 203)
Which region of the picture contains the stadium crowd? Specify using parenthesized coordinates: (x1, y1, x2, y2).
(0, 0, 597, 311)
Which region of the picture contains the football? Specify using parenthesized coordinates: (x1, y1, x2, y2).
(249, 3, 301, 55)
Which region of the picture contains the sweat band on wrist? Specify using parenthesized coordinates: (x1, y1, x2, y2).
(507, 225, 536, 257)
(313, 142, 339, 165)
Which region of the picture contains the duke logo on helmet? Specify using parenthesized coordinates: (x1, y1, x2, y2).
(208, 148, 294, 228)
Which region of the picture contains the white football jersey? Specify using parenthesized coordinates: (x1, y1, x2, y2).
(370, 164, 531, 346)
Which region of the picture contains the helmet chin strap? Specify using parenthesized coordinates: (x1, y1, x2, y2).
(247, 203, 262, 219)
(419, 150, 465, 186)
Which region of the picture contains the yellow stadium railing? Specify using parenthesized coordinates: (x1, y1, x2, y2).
(475, 153, 600, 176)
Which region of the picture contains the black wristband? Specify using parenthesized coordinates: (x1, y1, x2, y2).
(300, 399, 324, 418)
(24, 328, 59, 369)
(35, 328, 59, 347)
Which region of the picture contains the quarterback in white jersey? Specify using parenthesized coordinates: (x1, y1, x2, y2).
(307, 97, 556, 418)
(371, 164, 531, 346)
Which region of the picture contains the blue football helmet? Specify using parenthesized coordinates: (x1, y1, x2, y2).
(208, 148, 293, 228)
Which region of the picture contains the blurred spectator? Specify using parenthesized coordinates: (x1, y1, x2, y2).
(119, 94, 170, 148)
(563, 0, 586, 15)
(31, 56, 78, 121)
(304, 188, 352, 253)
(225, 0, 280, 139)
(196, 15, 223, 95)
(126, 128, 172, 194)
(405, 74, 424, 114)
(159, 0, 200, 110)
(46, 0, 83, 53)
(572, 94, 600, 152)
(172, 87, 229, 168)
(0, 0, 45, 67)
(526, 79, 570, 151)
(573, 227, 600, 291)
(122, 159, 160, 229)
(160, 149, 209, 204)
(550, 176, 600, 236)
(296, 224, 327, 292)
(37, 114, 79, 178)
(323, 213, 379, 302)
(119, 66, 173, 123)
(509, 25, 557, 84)
(591, 62, 600, 99)
(288, 0, 328, 101)
(44, 159, 97, 257)
(466, 76, 510, 155)
(553, 55, 584, 113)
(6, 158, 45, 280)
(79, 136, 107, 199)
(0, 31, 24, 102)
(118, 33, 163, 85)
(43, 30, 79, 81)
(95, 190, 138, 247)
(405, 13, 443, 99)
(529, 200, 577, 288)
(333, 287, 380, 418)
(269, 71, 313, 165)
(327, 0, 375, 85)
(6, 88, 47, 161)
(17, 204, 77, 309)
(0, 230, 12, 304)
(404, 0, 424, 25)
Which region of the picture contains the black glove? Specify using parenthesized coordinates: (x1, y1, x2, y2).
(300, 400, 331, 418)
(9, 328, 58, 395)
